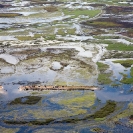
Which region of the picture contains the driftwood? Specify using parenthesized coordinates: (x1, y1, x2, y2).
(19, 85, 99, 91)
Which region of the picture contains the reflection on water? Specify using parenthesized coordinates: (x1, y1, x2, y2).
(51, 61, 62, 70)
(0, 36, 17, 41)
(100, 59, 131, 81)
(0, 54, 19, 65)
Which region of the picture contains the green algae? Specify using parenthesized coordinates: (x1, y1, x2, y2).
(91, 101, 116, 119)
(120, 67, 133, 84)
(113, 60, 133, 67)
(58, 91, 95, 108)
(4, 118, 54, 125)
(97, 40, 133, 51)
(75, 68, 91, 79)
(97, 62, 112, 84)
(113, 103, 133, 122)
(106, 43, 133, 51)
(10, 96, 41, 105)
(97, 62, 110, 72)
(28, 109, 73, 119)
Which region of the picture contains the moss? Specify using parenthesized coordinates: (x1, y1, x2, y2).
(9, 96, 41, 105)
(91, 101, 116, 118)
(113, 60, 133, 67)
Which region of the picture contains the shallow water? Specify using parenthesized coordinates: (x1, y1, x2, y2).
(0, 1, 133, 132)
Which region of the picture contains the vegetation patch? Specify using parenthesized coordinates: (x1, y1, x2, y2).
(97, 40, 133, 51)
(83, 20, 122, 28)
(0, 13, 22, 17)
(58, 91, 95, 108)
(120, 67, 133, 84)
(97, 62, 112, 84)
(103, 51, 133, 59)
(16, 34, 46, 41)
(4, 118, 54, 125)
(9, 96, 41, 105)
(82, 17, 133, 28)
(113, 60, 133, 67)
(90, 30, 106, 36)
(91, 101, 116, 118)
(106, 43, 133, 51)
(113, 103, 133, 122)
(105, 6, 133, 15)
(56, 28, 76, 36)
(63, 9, 101, 19)
(44, 6, 58, 12)
(94, 35, 120, 39)
(122, 29, 133, 38)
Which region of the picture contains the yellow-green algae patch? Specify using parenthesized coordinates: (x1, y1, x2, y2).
(27, 109, 86, 119)
(27, 91, 95, 119)
(58, 91, 95, 108)
(113, 60, 133, 68)
(97, 62, 112, 84)
(113, 103, 133, 122)
(0, 126, 19, 133)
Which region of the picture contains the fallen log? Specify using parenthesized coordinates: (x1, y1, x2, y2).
(19, 85, 99, 91)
